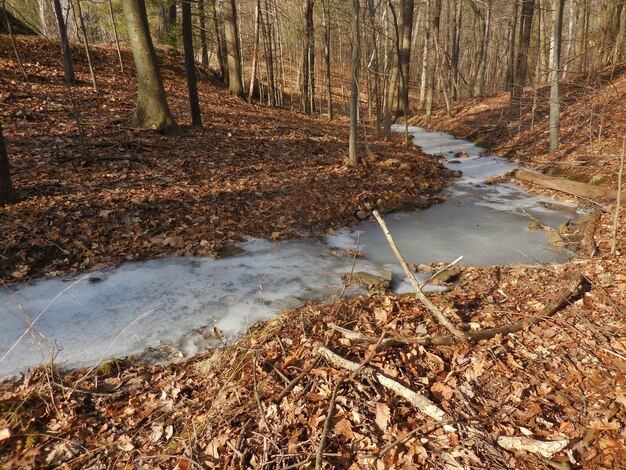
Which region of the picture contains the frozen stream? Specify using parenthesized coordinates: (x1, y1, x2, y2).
(0, 126, 577, 378)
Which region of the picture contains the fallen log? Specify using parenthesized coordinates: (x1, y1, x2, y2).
(514, 169, 626, 206)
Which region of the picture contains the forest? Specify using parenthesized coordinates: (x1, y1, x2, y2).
(0, 0, 626, 468)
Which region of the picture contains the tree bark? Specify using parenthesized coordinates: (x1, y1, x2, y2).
(122, 0, 179, 134)
(198, 0, 209, 67)
(300, 0, 315, 114)
(52, 0, 76, 84)
(511, 0, 535, 105)
(248, 0, 261, 103)
(349, 0, 360, 165)
(0, 123, 16, 206)
(322, 0, 333, 119)
(223, 0, 243, 96)
(397, 0, 414, 116)
(212, 0, 228, 81)
(550, 0, 565, 152)
(182, 0, 202, 127)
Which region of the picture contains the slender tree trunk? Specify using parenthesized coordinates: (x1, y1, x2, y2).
(425, 0, 442, 116)
(397, 0, 414, 116)
(223, 0, 243, 95)
(2, 0, 27, 79)
(550, 0, 565, 152)
(322, 0, 333, 119)
(248, 0, 261, 102)
(562, 0, 575, 77)
(0, 123, 16, 206)
(75, 0, 98, 91)
(349, 0, 360, 165)
(198, 0, 209, 66)
(122, 0, 179, 134)
(367, 0, 381, 134)
(506, 0, 520, 91)
(383, 2, 399, 137)
(478, 0, 491, 98)
(108, 0, 124, 73)
(53, 0, 76, 84)
(182, 0, 201, 127)
(300, 0, 315, 113)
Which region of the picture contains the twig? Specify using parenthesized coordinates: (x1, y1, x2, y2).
(314, 379, 342, 470)
(274, 357, 321, 403)
(611, 134, 625, 254)
(331, 271, 585, 347)
(317, 345, 447, 422)
(372, 210, 468, 341)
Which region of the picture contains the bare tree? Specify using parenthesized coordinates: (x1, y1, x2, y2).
(349, 0, 360, 165)
(52, 0, 75, 84)
(300, 0, 315, 113)
(182, 0, 202, 127)
(224, 0, 244, 95)
(550, 0, 565, 152)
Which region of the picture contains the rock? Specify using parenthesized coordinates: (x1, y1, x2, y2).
(217, 244, 245, 258)
(433, 268, 461, 283)
(597, 273, 613, 286)
(527, 219, 542, 231)
(356, 210, 369, 220)
(558, 219, 572, 235)
(448, 160, 462, 164)
(450, 170, 463, 178)
(455, 151, 470, 158)
(343, 271, 391, 294)
(546, 230, 565, 247)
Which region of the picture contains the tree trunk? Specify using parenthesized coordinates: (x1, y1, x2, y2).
(248, 0, 261, 103)
(212, 0, 228, 81)
(397, 0, 414, 117)
(506, 0, 520, 91)
(349, 0, 360, 165)
(198, 0, 209, 67)
(511, 0, 535, 105)
(223, 0, 243, 96)
(122, 0, 179, 134)
(300, 0, 315, 114)
(108, 0, 125, 73)
(478, 0, 491, 98)
(52, 0, 75, 84)
(182, 0, 201, 127)
(550, 0, 565, 152)
(75, 0, 98, 91)
(0, 124, 16, 206)
(322, 0, 333, 119)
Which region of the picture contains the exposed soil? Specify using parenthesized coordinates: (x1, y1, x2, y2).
(0, 36, 450, 282)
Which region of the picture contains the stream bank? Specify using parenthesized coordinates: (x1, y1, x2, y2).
(0, 126, 580, 378)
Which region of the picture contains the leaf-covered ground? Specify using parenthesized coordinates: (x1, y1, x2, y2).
(0, 36, 450, 282)
(2, 36, 626, 469)
(1, 211, 625, 468)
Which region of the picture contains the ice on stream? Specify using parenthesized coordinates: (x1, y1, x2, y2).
(0, 126, 577, 378)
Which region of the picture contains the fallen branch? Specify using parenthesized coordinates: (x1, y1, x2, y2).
(317, 344, 447, 422)
(332, 271, 584, 347)
(315, 379, 342, 470)
(497, 436, 569, 458)
(372, 210, 468, 341)
(514, 169, 626, 206)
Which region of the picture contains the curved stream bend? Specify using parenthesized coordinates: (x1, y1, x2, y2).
(0, 126, 576, 377)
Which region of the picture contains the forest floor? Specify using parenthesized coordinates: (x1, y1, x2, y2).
(2, 37, 626, 469)
(0, 36, 450, 282)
